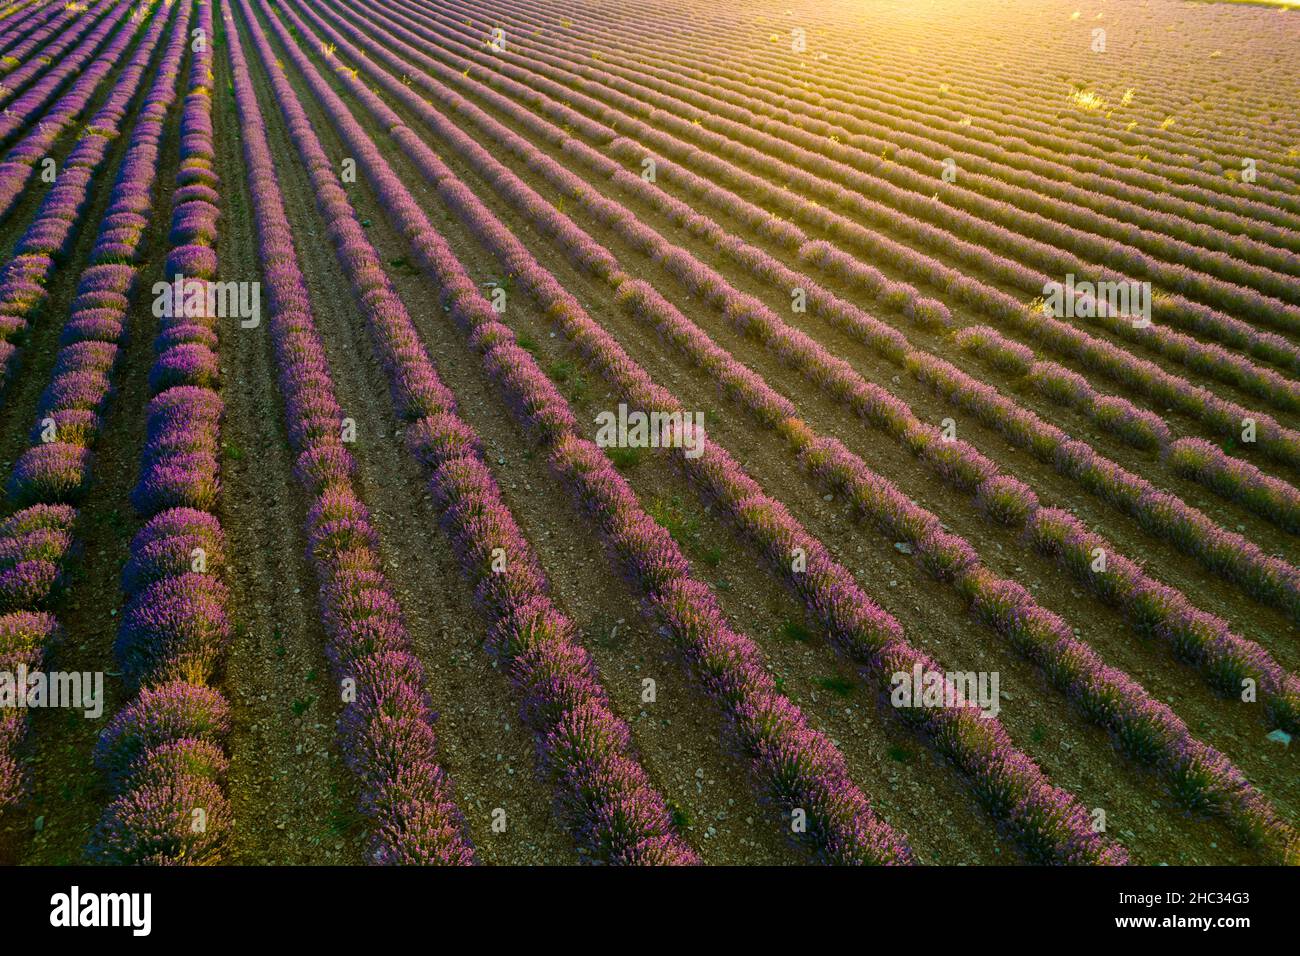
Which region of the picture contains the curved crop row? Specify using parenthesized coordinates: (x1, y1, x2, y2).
(955, 326, 1170, 450)
(340, 0, 1300, 625)
(0, 0, 88, 72)
(616, 276, 1294, 858)
(87, 0, 237, 866)
(905, 353, 1300, 622)
(0, 2, 153, 221)
(790, 4, 1300, 195)
(1167, 440, 1300, 538)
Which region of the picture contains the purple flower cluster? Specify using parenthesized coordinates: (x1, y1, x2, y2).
(893, 360, 1300, 712)
(130, 4, 223, 520)
(226, 6, 478, 865)
(0, 502, 74, 803)
(748, 15, 1300, 371)
(665, 36, 1300, 346)
(953, 323, 1300, 534)
(90, 682, 231, 863)
(0, 608, 61, 811)
(803, 439, 1294, 855)
(240, 0, 697, 864)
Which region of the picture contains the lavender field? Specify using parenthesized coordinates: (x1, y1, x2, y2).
(0, 0, 1296, 868)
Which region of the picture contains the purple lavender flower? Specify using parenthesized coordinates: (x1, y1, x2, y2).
(7, 443, 92, 504)
(114, 573, 232, 688)
(94, 681, 230, 786)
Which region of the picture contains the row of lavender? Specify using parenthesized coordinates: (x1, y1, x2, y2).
(450, 0, 1300, 342)
(0, 0, 185, 821)
(410, 0, 1300, 466)
(276, 0, 1127, 864)
(319, 0, 1300, 729)
(429, 73, 1294, 846)
(955, 326, 1300, 535)
(88, 0, 236, 864)
(397, 0, 1300, 404)
(0, 26, 63, 794)
(330, 0, 1300, 567)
